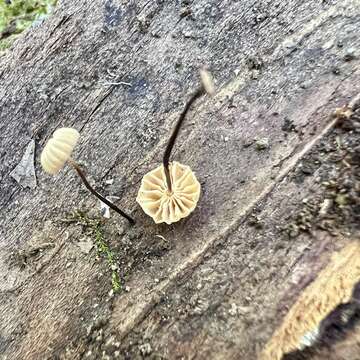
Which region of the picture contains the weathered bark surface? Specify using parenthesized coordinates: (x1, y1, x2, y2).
(0, 0, 360, 359)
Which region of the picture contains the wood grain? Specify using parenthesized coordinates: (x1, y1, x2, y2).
(0, 0, 360, 359)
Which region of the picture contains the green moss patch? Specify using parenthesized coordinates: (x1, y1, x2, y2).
(0, 0, 57, 52)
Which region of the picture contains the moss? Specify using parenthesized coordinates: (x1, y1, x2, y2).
(94, 222, 122, 293)
(62, 210, 122, 293)
(0, 37, 11, 51)
(0, 0, 57, 53)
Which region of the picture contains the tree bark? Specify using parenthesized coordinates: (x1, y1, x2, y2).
(1, 0, 360, 359)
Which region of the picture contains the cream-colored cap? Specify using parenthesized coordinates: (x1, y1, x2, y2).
(199, 68, 215, 96)
(136, 161, 201, 224)
(40, 127, 80, 174)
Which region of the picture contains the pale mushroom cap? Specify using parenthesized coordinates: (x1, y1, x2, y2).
(136, 161, 201, 224)
(40, 127, 80, 174)
(199, 68, 215, 96)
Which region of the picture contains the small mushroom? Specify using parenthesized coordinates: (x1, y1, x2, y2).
(199, 68, 215, 96)
(137, 69, 214, 224)
(136, 161, 200, 224)
(40, 127, 135, 225)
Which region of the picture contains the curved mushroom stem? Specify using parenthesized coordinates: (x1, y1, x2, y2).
(163, 86, 205, 192)
(68, 159, 135, 225)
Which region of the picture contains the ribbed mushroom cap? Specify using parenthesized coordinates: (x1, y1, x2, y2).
(136, 161, 201, 224)
(41, 128, 80, 174)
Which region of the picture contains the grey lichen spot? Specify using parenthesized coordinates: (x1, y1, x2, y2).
(255, 137, 270, 151)
(10, 139, 37, 189)
(104, 0, 122, 28)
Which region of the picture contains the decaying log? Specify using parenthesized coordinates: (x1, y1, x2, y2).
(1, 0, 360, 359)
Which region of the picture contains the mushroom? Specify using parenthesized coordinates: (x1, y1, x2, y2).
(40, 127, 135, 225)
(136, 161, 201, 224)
(136, 69, 214, 224)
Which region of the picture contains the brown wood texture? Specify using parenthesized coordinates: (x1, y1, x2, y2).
(1, 1, 360, 359)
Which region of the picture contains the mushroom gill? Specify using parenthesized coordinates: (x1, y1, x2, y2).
(136, 161, 201, 224)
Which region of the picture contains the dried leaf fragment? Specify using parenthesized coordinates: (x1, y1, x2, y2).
(10, 139, 37, 189)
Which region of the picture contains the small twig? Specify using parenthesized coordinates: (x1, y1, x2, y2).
(68, 159, 135, 225)
(163, 86, 205, 191)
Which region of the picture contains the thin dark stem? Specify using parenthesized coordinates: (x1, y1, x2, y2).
(163, 86, 205, 191)
(68, 160, 135, 225)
